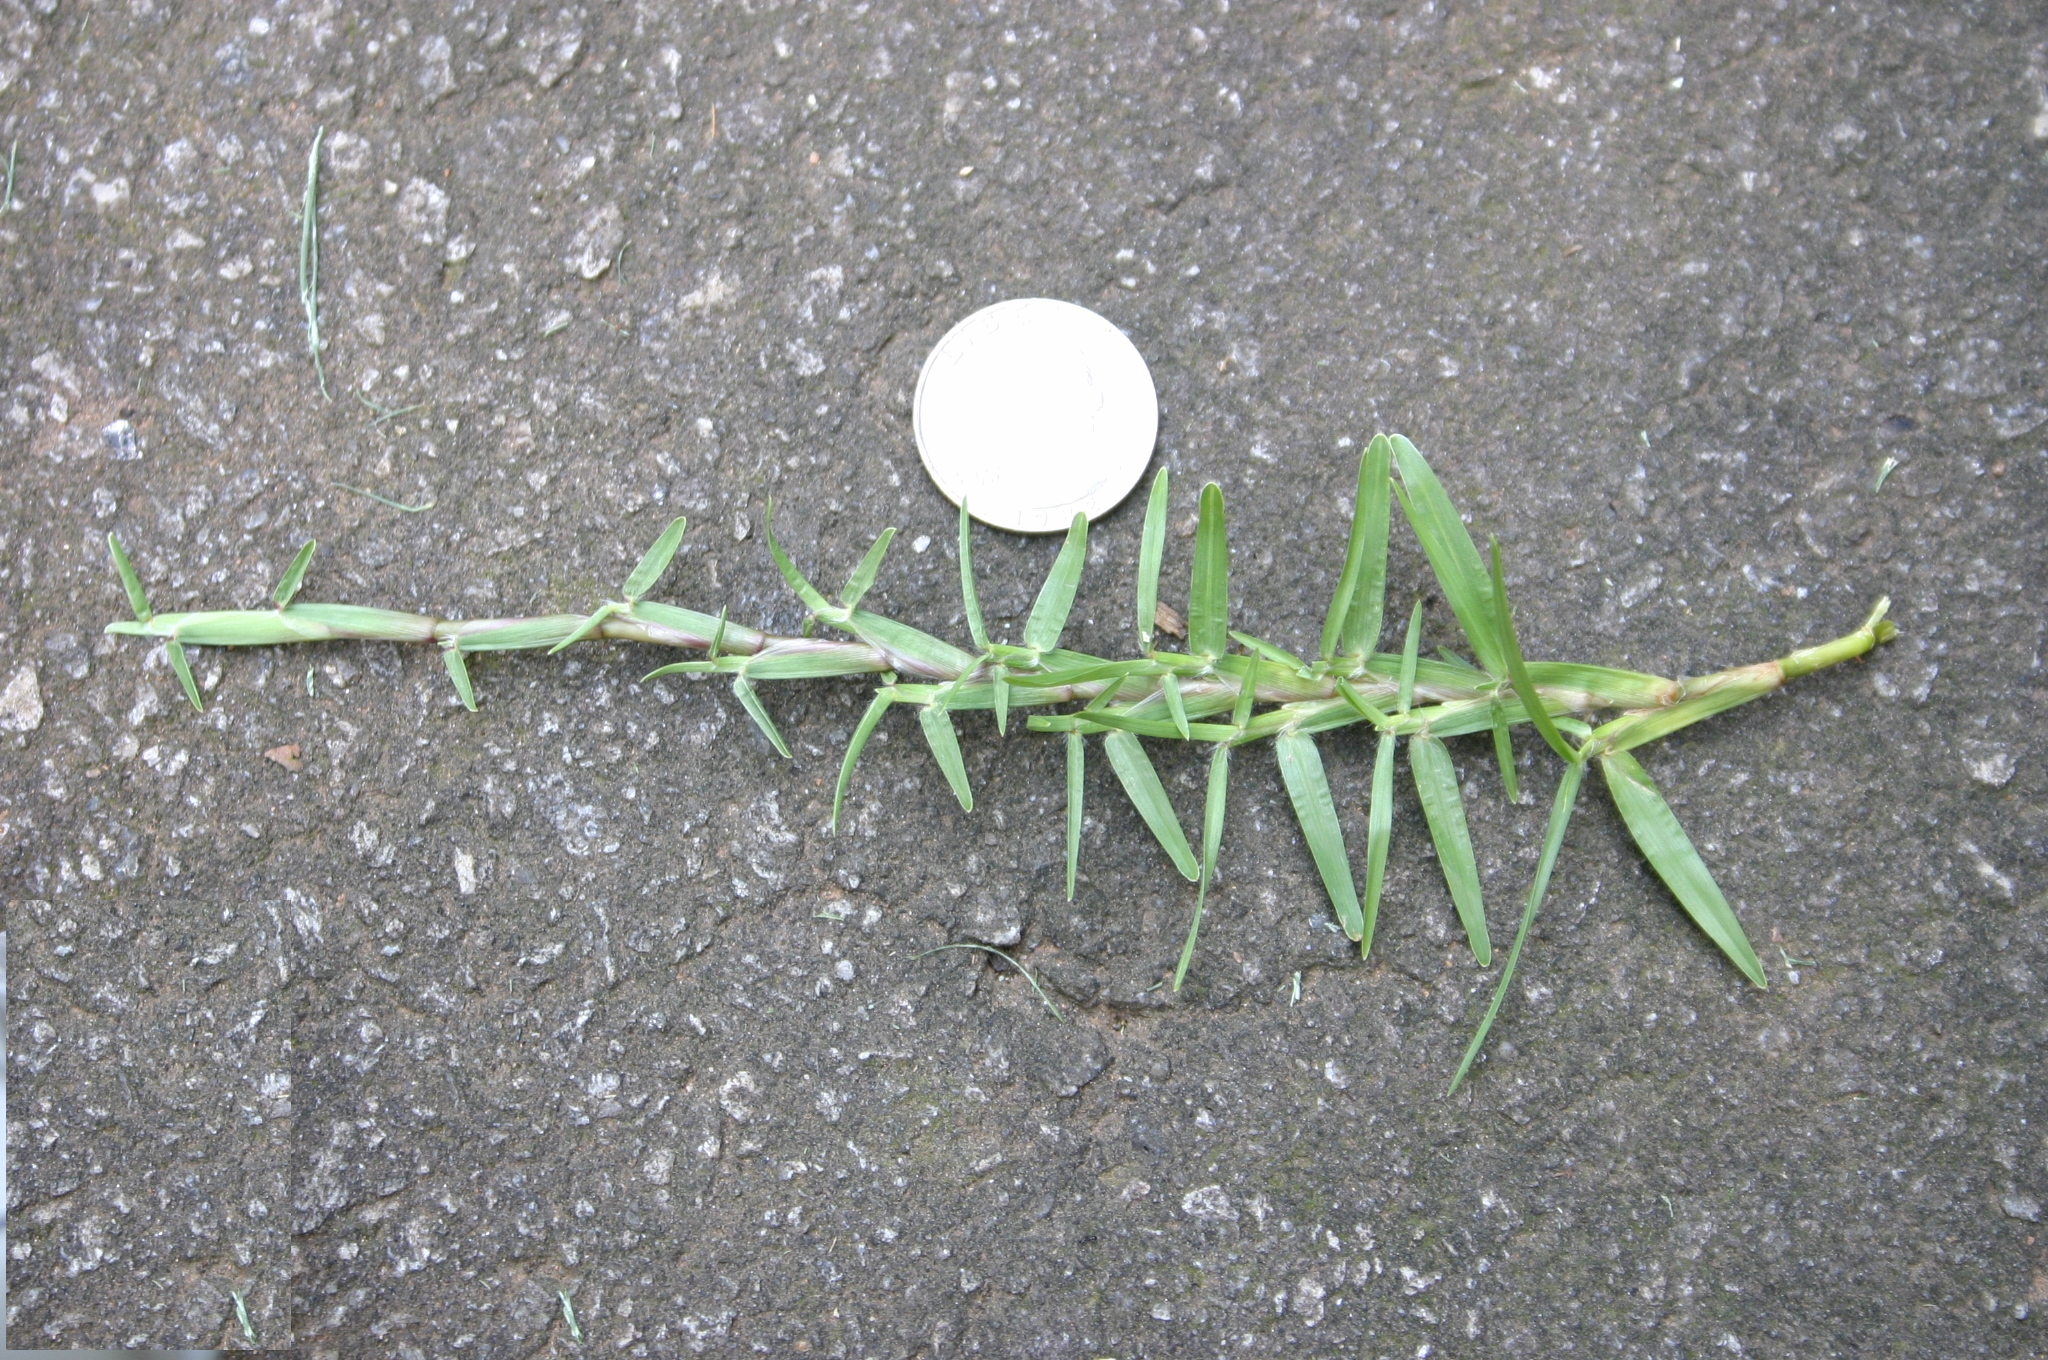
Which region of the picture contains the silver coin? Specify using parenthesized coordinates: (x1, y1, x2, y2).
(914, 298, 1159, 534)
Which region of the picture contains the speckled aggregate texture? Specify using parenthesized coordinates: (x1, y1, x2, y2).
(3, 2, 2045, 1356)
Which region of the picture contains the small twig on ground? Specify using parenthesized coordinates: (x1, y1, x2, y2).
(299, 127, 330, 399)
(331, 482, 435, 513)
(356, 394, 427, 426)
(914, 943, 1064, 1021)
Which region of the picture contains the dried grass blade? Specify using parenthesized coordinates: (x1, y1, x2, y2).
(1024, 512, 1089, 652)
(621, 516, 689, 600)
(1391, 436, 1504, 674)
(1102, 730, 1199, 881)
(1410, 731, 1491, 964)
(1190, 482, 1229, 661)
(1599, 750, 1766, 986)
(1175, 743, 1231, 990)
(833, 689, 894, 831)
(732, 674, 792, 758)
(1450, 759, 1585, 1094)
(1275, 730, 1364, 940)
(919, 702, 974, 811)
(1136, 467, 1169, 652)
(1065, 731, 1085, 900)
(272, 540, 318, 608)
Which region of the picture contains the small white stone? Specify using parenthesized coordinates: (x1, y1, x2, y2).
(1962, 742, 2017, 788)
(0, 664, 43, 732)
(453, 848, 478, 895)
(1180, 1185, 1237, 1220)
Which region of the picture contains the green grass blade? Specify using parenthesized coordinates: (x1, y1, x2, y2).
(1594, 682, 1779, 754)
(1136, 467, 1169, 652)
(441, 643, 478, 711)
(1524, 661, 1677, 711)
(1450, 758, 1585, 1095)
(108, 533, 152, 621)
(1390, 436, 1504, 675)
(833, 689, 894, 831)
(958, 501, 990, 652)
(1599, 750, 1766, 987)
(1175, 743, 1232, 990)
(272, 540, 318, 608)
(1102, 730, 1199, 880)
(1189, 482, 1228, 661)
(450, 616, 587, 652)
(740, 644, 889, 680)
(1229, 654, 1259, 731)
(1336, 678, 1393, 731)
(762, 499, 834, 615)
(1488, 539, 1574, 762)
(705, 607, 729, 660)
(621, 516, 689, 601)
(1363, 730, 1396, 959)
(1396, 599, 1424, 713)
(1409, 731, 1491, 964)
(1490, 703, 1520, 803)
(848, 611, 978, 678)
(1229, 630, 1307, 672)
(1065, 731, 1085, 899)
(166, 639, 203, 712)
(1275, 730, 1364, 941)
(1160, 672, 1191, 740)
(546, 601, 622, 655)
(732, 674, 792, 758)
(919, 702, 974, 811)
(1024, 512, 1089, 652)
(1322, 432, 1393, 661)
(992, 664, 1010, 736)
(839, 526, 896, 610)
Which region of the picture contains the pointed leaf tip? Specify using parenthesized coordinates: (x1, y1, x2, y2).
(166, 639, 204, 712)
(442, 643, 478, 711)
(1135, 467, 1169, 652)
(1190, 483, 1229, 661)
(840, 526, 897, 610)
(918, 702, 974, 811)
(958, 501, 990, 652)
(108, 533, 152, 622)
(1600, 750, 1766, 987)
(273, 540, 318, 608)
(1024, 512, 1088, 653)
(622, 516, 689, 601)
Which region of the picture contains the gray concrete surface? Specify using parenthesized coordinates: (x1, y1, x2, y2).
(3, 1, 2045, 1355)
